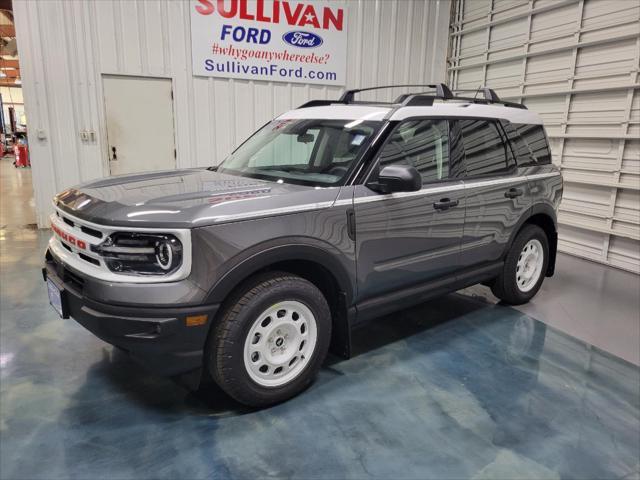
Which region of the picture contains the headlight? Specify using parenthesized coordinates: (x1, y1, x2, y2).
(91, 232, 183, 275)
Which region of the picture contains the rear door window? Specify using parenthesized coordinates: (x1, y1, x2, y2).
(457, 119, 515, 177)
(513, 124, 552, 165)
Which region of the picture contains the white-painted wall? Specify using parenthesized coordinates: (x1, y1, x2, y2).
(13, 0, 451, 227)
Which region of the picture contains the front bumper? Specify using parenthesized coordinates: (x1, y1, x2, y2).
(43, 251, 219, 377)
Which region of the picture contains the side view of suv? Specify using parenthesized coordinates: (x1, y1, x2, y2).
(43, 84, 562, 407)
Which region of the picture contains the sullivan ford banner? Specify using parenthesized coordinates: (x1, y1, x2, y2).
(190, 0, 348, 85)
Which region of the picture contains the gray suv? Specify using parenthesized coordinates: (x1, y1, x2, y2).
(43, 84, 562, 407)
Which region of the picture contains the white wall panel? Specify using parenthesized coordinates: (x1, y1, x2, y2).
(449, 0, 640, 273)
(13, 0, 451, 227)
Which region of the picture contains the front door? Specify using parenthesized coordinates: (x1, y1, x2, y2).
(354, 119, 466, 302)
(102, 75, 176, 176)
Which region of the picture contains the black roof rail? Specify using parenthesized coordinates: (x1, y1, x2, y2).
(297, 99, 343, 109)
(297, 84, 527, 110)
(381, 93, 440, 119)
(339, 84, 453, 103)
(297, 99, 395, 109)
(453, 96, 528, 109)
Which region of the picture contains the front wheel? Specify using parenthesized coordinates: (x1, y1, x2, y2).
(207, 272, 331, 407)
(491, 224, 549, 305)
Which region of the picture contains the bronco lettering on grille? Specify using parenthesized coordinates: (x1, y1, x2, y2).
(52, 224, 87, 250)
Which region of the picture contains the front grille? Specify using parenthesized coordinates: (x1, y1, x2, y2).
(49, 205, 191, 283)
(81, 225, 102, 238)
(52, 210, 106, 268)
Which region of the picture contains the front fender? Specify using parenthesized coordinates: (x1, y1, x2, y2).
(203, 237, 355, 306)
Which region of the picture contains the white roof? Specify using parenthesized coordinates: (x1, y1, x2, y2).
(278, 105, 391, 121)
(278, 101, 543, 125)
(390, 102, 543, 124)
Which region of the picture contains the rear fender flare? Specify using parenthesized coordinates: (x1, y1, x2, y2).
(506, 204, 558, 276)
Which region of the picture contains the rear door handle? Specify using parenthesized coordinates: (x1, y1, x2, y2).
(433, 198, 459, 210)
(504, 187, 524, 199)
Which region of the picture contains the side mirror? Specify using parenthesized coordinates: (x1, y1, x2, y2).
(368, 164, 421, 194)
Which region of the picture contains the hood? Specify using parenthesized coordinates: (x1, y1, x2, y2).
(54, 169, 341, 228)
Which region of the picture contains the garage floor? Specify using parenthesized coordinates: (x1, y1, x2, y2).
(1, 158, 639, 480)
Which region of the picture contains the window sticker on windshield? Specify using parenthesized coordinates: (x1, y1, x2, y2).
(351, 134, 366, 146)
(272, 120, 293, 131)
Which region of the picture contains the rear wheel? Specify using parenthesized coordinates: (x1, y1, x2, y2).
(491, 224, 549, 305)
(207, 272, 331, 407)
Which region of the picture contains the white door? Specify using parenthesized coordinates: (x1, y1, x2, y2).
(102, 75, 176, 176)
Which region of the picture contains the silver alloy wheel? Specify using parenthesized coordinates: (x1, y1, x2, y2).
(243, 300, 318, 387)
(516, 239, 544, 293)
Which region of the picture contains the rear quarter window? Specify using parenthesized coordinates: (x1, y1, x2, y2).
(512, 123, 552, 165)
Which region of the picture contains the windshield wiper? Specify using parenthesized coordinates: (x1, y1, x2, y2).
(275, 166, 313, 174)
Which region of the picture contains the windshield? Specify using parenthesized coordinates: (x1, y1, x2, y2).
(218, 119, 382, 186)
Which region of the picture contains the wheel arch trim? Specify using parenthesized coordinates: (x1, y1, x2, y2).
(203, 241, 355, 359)
(204, 242, 355, 306)
(509, 204, 558, 276)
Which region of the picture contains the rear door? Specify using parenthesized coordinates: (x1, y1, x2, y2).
(453, 119, 532, 268)
(353, 119, 465, 301)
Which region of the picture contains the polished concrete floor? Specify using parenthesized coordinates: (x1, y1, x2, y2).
(1, 159, 639, 479)
(465, 254, 640, 366)
(0, 157, 36, 229)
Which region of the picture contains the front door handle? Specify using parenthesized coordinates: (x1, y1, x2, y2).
(433, 198, 459, 210)
(504, 187, 524, 199)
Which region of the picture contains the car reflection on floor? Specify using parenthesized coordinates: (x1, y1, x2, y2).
(0, 229, 638, 480)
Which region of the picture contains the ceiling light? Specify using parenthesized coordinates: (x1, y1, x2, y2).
(14, 78, 21, 85)
(0, 72, 6, 78)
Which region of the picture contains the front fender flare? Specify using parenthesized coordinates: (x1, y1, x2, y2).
(203, 238, 355, 306)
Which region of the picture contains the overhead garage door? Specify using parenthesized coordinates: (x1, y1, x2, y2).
(447, 0, 640, 273)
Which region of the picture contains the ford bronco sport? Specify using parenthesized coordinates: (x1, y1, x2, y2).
(43, 84, 562, 407)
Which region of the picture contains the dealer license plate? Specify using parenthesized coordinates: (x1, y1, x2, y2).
(47, 278, 64, 318)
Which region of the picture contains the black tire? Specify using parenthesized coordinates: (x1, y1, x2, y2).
(206, 272, 331, 407)
(491, 224, 549, 305)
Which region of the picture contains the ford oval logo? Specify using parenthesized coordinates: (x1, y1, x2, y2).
(282, 31, 323, 48)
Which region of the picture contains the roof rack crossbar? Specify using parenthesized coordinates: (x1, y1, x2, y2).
(452, 87, 501, 102)
(450, 87, 527, 109)
(339, 84, 453, 103)
(452, 96, 528, 110)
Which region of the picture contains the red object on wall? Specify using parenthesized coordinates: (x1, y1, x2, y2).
(14, 144, 30, 167)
